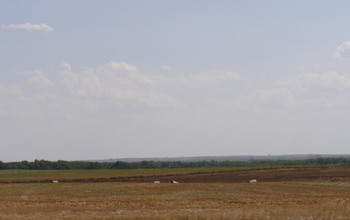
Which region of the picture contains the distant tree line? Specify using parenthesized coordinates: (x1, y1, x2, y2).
(0, 157, 350, 170)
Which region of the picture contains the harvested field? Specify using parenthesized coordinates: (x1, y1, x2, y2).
(0, 166, 350, 219)
(1, 181, 350, 219)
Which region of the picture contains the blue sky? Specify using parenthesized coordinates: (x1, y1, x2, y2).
(1, 1, 350, 161)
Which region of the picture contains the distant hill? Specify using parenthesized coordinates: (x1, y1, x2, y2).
(97, 154, 350, 163)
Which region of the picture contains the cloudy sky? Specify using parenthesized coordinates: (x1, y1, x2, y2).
(1, 1, 350, 162)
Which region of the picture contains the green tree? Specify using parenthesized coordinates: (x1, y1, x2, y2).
(0, 160, 5, 169)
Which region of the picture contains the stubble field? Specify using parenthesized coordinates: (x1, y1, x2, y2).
(1, 166, 350, 219)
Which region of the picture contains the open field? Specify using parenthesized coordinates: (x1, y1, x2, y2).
(0, 167, 250, 182)
(1, 166, 350, 219)
(1, 165, 350, 183)
(1, 181, 350, 219)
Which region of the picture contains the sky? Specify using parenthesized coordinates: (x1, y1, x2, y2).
(1, 1, 350, 162)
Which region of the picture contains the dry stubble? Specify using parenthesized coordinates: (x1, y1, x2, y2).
(0, 181, 350, 219)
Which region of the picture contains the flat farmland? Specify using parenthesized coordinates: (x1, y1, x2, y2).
(1, 166, 350, 219)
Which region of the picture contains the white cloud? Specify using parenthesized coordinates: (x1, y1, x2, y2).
(1, 23, 54, 32)
(252, 88, 297, 109)
(190, 69, 240, 84)
(7, 62, 350, 122)
(29, 75, 53, 86)
(20, 69, 53, 86)
(161, 65, 174, 71)
(105, 61, 138, 72)
(55, 61, 184, 109)
(272, 71, 350, 113)
(152, 69, 240, 86)
(60, 61, 73, 71)
(21, 69, 44, 76)
(3, 61, 350, 161)
(284, 71, 350, 91)
(0, 83, 22, 96)
(334, 41, 350, 59)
